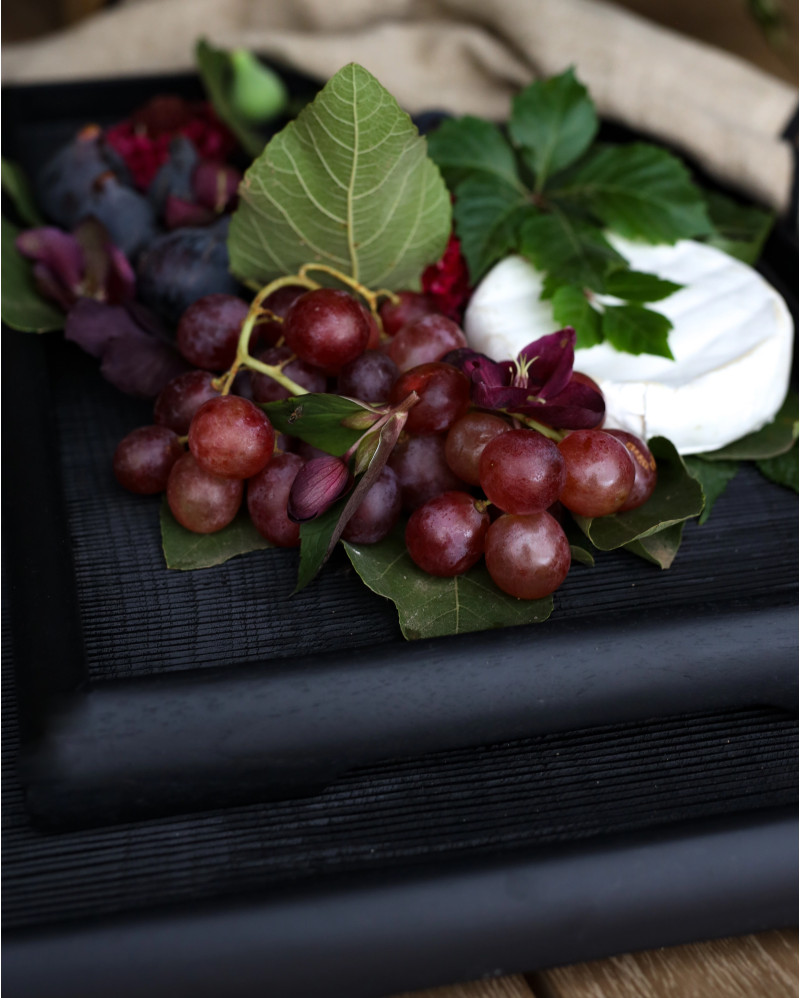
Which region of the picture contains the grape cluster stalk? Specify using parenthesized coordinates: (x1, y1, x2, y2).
(114, 270, 658, 599)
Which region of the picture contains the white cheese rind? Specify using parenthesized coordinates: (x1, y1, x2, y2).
(463, 238, 795, 454)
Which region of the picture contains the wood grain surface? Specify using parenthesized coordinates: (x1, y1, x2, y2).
(392, 930, 798, 998)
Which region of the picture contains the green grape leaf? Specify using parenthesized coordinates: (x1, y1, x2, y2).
(195, 38, 273, 160)
(1, 157, 44, 226)
(228, 63, 452, 291)
(260, 393, 377, 455)
(756, 443, 799, 493)
(558, 143, 712, 243)
(509, 67, 598, 189)
(452, 175, 536, 282)
(550, 284, 602, 349)
(683, 456, 740, 525)
(344, 528, 553, 639)
(425, 115, 523, 190)
(624, 521, 685, 569)
(573, 436, 704, 550)
(160, 501, 271, 570)
(601, 304, 673, 359)
(520, 212, 625, 292)
(698, 390, 798, 461)
(1, 216, 64, 333)
(702, 190, 774, 264)
(604, 270, 683, 302)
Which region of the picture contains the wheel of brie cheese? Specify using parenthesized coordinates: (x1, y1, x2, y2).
(463, 236, 795, 455)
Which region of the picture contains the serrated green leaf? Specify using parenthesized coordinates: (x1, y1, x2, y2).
(228, 63, 452, 291)
(624, 521, 685, 568)
(699, 390, 798, 461)
(344, 528, 553, 639)
(557, 143, 712, 243)
(160, 501, 271, 569)
(702, 190, 774, 264)
(425, 115, 523, 190)
(509, 68, 598, 189)
(683, 456, 740, 525)
(1, 158, 44, 226)
(550, 284, 602, 349)
(520, 211, 625, 292)
(604, 270, 682, 302)
(573, 436, 703, 550)
(601, 304, 673, 359)
(195, 38, 272, 160)
(453, 176, 536, 281)
(260, 393, 371, 455)
(756, 443, 799, 493)
(1, 216, 64, 333)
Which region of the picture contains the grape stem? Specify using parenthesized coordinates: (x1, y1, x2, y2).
(508, 411, 567, 442)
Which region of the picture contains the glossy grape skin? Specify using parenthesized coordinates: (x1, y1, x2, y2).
(250, 346, 327, 403)
(113, 425, 184, 494)
(336, 350, 399, 402)
(388, 433, 465, 511)
(176, 294, 250, 371)
(256, 285, 306, 347)
(389, 362, 471, 435)
(405, 491, 490, 577)
(605, 430, 657, 511)
(188, 395, 275, 479)
(283, 288, 371, 373)
(167, 452, 243, 533)
(558, 429, 636, 517)
(479, 429, 566, 515)
(445, 411, 511, 485)
(485, 512, 571, 599)
(379, 290, 438, 337)
(154, 370, 220, 434)
(247, 452, 304, 547)
(386, 314, 467, 372)
(341, 466, 402, 544)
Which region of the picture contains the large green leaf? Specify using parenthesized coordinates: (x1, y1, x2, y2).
(344, 528, 553, 639)
(160, 501, 272, 570)
(601, 304, 673, 359)
(550, 284, 602, 349)
(757, 443, 799, 493)
(702, 190, 774, 264)
(519, 211, 625, 292)
(573, 436, 704, 550)
(683, 456, 739, 525)
(453, 176, 536, 282)
(557, 143, 712, 243)
(699, 390, 798, 461)
(260, 393, 375, 455)
(228, 63, 452, 291)
(604, 270, 682, 302)
(1, 157, 44, 226)
(509, 68, 598, 189)
(1, 216, 64, 332)
(426, 115, 523, 190)
(624, 521, 685, 569)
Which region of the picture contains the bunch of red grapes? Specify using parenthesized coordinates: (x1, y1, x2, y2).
(113, 285, 657, 600)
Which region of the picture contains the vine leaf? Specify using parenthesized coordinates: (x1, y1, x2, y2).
(160, 501, 272, 570)
(228, 63, 452, 291)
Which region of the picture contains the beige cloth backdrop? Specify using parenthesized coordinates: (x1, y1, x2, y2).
(2, 0, 796, 211)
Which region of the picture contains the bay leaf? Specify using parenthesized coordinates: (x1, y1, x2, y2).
(683, 456, 739, 525)
(260, 393, 372, 455)
(344, 529, 553, 639)
(161, 500, 271, 570)
(624, 521, 685, 569)
(228, 63, 451, 291)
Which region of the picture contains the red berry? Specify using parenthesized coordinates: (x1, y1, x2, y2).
(188, 395, 275, 479)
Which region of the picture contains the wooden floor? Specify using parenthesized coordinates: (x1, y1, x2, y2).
(393, 930, 799, 998)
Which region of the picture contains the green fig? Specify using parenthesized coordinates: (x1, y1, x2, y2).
(229, 49, 288, 122)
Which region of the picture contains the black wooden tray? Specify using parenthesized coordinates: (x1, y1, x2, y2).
(2, 69, 797, 998)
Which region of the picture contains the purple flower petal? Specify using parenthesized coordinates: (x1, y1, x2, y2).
(509, 379, 605, 429)
(287, 456, 354, 522)
(192, 161, 241, 212)
(517, 328, 576, 399)
(164, 195, 218, 230)
(31, 262, 74, 310)
(100, 334, 189, 398)
(105, 243, 137, 304)
(64, 299, 143, 357)
(16, 227, 84, 304)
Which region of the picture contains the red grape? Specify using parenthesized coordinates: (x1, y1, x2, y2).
(386, 313, 467, 372)
(282, 288, 370, 372)
(341, 466, 402, 544)
(379, 290, 438, 337)
(188, 395, 275, 479)
(388, 433, 465, 510)
(113, 425, 184, 494)
(485, 512, 571, 599)
(558, 429, 635, 517)
(247, 451, 305, 546)
(256, 285, 306, 346)
(167, 452, 243, 533)
(250, 346, 327, 403)
(336, 349, 399, 402)
(445, 411, 511, 485)
(154, 369, 220, 434)
(176, 294, 250, 370)
(479, 429, 566, 515)
(388, 362, 471, 435)
(405, 491, 490, 577)
(605, 430, 657, 511)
